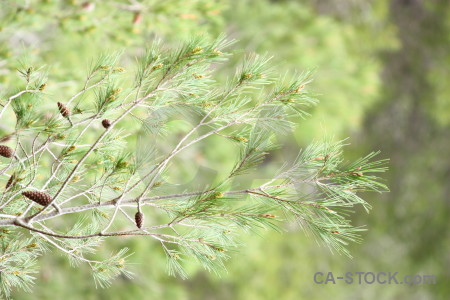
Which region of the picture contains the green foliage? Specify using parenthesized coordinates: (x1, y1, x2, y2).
(0, 35, 388, 297)
(223, 0, 397, 141)
(0, 232, 42, 298)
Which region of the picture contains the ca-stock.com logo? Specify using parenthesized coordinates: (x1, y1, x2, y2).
(313, 271, 436, 286)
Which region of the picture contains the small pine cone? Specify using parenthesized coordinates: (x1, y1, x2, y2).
(57, 102, 70, 118)
(5, 174, 15, 190)
(101, 119, 111, 129)
(22, 190, 53, 206)
(0, 145, 14, 158)
(135, 211, 144, 229)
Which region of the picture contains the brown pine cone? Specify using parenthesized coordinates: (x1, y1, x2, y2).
(0, 145, 14, 158)
(22, 190, 53, 206)
(5, 174, 15, 190)
(57, 102, 70, 118)
(101, 119, 111, 129)
(135, 211, 144, 229)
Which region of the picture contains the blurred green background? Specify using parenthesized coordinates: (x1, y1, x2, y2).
(1, 0, 449, 299)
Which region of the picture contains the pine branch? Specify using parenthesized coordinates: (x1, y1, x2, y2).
(0, 38, 388, 294)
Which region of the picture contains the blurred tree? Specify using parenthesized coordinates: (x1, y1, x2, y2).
(356, 0, 450, 298)
(0, 0, 226, 91)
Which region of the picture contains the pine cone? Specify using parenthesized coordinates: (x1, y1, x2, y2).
(57, 102, 70, 118)
(101, 119, 111, 129)
(5, 174, 15, 190)
(135, 211, 144, 229)
(22, 190, 53, 206)
(0, 145, 14, 158)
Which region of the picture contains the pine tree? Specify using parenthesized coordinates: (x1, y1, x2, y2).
(0, 36, 388, 296)
(0, 2, 389, 298)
